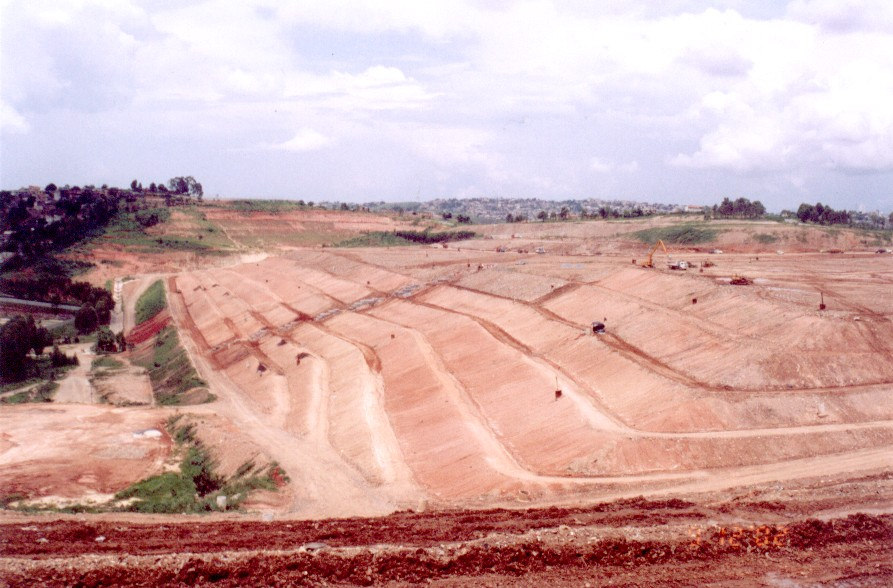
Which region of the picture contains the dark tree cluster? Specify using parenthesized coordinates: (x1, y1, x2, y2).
(392, 230, 476, 244)
(167, 176, 203, 200)
(796, 202, 851, 226)
(0, 258, 113, 322)
(713, 197, 766, 219)
(0, 186, 120, 258)
(0, 315, 52, 381)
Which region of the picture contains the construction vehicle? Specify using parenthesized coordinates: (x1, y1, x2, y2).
(668, 259, 689, 270)
(641, 240, 669, 268)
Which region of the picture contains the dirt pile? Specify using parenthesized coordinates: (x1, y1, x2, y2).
(2, 499, 890, 586)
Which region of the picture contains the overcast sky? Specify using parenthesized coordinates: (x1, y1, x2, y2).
(2, 1, 892, 211)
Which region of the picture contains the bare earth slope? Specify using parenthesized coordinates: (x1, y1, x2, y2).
(3, 214, 892, 585)
(160, 238, 893, 516)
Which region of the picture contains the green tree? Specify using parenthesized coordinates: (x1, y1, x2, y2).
(559, 206, 570, 220)
(32, 326, 52, 356)
(96, 326, 117, 353)
(537, 210, 547, 222)
(0, 316, 37, 381)
(169, 177, 189, 194)
(75, 304, 98, 334)
(95, 297, 113, 325)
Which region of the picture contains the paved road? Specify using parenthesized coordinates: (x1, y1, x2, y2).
(0, 296, 80, 313)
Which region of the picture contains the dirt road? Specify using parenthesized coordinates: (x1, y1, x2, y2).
(53, 343, 95, 404)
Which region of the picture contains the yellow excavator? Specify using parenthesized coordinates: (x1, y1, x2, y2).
(640, 239, 669, 268)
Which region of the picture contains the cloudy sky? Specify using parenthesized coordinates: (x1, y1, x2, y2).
(2, 1, 892, 211)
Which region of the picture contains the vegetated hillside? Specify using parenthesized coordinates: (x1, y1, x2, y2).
(134, 280, 166, 325)
(200, 201, 440, 248)
(129, 282, 210, 405)
(335, 229, 477, 248)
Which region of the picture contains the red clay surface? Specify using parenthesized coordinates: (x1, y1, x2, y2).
(2, 491, 891, 586)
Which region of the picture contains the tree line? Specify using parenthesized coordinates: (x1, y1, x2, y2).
(712, 197, 766, 219)
(795, 202, 850, 225)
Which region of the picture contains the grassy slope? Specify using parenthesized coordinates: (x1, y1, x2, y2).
(132, 325, 208, 405)
(633, 223, 719, 245)
(134, 279, 166, 325)
(94, 206, 234, 255)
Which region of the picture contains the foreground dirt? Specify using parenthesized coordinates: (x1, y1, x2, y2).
(2, 495, 890, 587)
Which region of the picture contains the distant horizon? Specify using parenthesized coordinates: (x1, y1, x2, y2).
(3, 1, 892, 214)
(7, 181, 892, 216)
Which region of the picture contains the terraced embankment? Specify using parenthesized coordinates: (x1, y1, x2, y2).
(162, 247, 893, 517)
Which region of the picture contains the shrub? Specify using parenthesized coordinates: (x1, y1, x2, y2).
(134, 207, 171, 228)
(51, 345, 79, 367)
(336, 229, 477, 248)
(96, 326, 118, 353)
(633, 224, 719, 245)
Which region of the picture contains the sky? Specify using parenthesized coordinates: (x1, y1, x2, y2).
(2, 0, 893, 212)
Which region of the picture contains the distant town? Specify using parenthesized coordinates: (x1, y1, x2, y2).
(343, 196, 891, 229)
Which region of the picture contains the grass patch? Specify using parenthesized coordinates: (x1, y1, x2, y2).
(133, 325, 209, 405)
(0, 376, 44, 394)
(114, 417, 284, 513)
(335, 229, 477, 248)
(98, 211, 224, 255)
(135, 280, 166, 325)
(633, 224, 719, 245)
(753, 232, 779, 244)
(92, 356, 124, 370)
(177, 207, 236, 250)
(335, 232, 411, 247)
(0, 381, 58, 404)
(223, 199, 307, 213)
(0, 355, 76, 395)
(855, 228, 893, 245)
(5, 416, 284, 513)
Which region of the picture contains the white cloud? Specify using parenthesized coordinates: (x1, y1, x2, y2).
(672, 22, 893, 173)
(0, 101, 29, 134)
(591, 157, 639, 173)
(284, 66, 434, 111)
(405, 125, 494, 167)
(2, 0, 893, 209)
(787, 0, 893, 33)
(275, 129, 333, 152)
